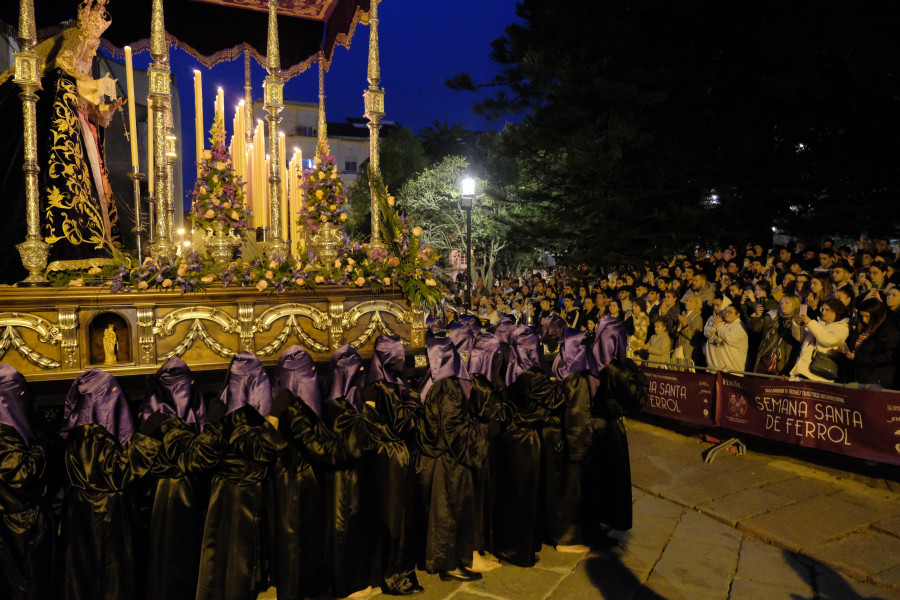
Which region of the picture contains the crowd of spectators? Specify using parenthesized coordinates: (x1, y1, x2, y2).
(443, 238, 900, 390)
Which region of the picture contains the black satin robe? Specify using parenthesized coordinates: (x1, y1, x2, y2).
(360, 380, 421, 594)
(0, 425, 55, 600)
(59, 425, 162, 600)
(416, 378, 488, 572)
(269, 399, 340, 600)
(491, 376, 543, 567)
(468, 374, 511, 556)
(320, 396, 371, 598)
(195, 406, 286, 600)
(144, 418, 225, 600)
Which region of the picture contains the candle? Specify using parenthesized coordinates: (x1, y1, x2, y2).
(288, 147, 302, 255)
(233, 102, 245, 183)
(193, 70, 203, 177)
(124, 46, 139, 171)
(216, 87, 224, 125)
(246, 143, 254, 227)
(279, 131, 287, 238)
(147, 103, 154, 197)
(253, 120, 268, 228)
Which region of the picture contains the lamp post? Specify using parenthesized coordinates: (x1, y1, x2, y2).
(461, 177, 475, 312)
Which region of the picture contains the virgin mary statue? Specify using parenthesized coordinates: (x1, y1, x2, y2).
(0, 0, 122, 284)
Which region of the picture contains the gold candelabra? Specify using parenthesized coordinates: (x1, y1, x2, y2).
(263, 0, 288, 260)
(364, 0, 386, 255)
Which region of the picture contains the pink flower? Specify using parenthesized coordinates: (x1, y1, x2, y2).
(177, 263, 188, 276)
(412, 227, 422, 237)
(138, 280, 149, 290)
(87, 266, 102, 275)
(205, 209, 216, 219)
(162, 278, 173, 288)
(265, 271, 274, 279)
(355, 277, 366, 286)
(201, 275, 215, 283)
(230, 211, 239, 220)
(315, 275, 324, 283)
(425, 278, 436, 286)
(68, 278, 83, 287)
(256, 279, 269, 291)
(383, 277, 391, 285)
(388, 257, 400, 267)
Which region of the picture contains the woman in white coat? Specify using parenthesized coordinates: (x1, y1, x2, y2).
(789, 296, 850, 382)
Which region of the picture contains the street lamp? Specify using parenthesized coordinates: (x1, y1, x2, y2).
(460, 177, 475, 312)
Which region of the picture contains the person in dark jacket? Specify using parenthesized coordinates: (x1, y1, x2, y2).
(0, 365, 56, 600)
(360, 335, 424, 595)
(417, 335, 487, 582)
(140, 358, 226, 600)
(842, 298, 900, 388)
(196, 351, 285, 600)
(58, 369, 163, 600)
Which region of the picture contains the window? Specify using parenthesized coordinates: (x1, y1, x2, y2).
(302, 158, 315, 169)
(344, 161, 357, 174)
(296, 126, 316, 137)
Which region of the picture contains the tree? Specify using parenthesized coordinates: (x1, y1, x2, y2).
(417, 120, 473, 164)
(449, 0, 900, 263)
(347, 126, 428, 239)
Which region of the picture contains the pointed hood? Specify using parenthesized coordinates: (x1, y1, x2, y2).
(0, 365, 37, 445)
(419, 333, 471, 401)
(275, 345, 322, 417)
(327, 344, 366, 411)
(552, 328, 590, 380)
(219, 351, 273, 417)
(61, 369, 134, 445)
(141, 357, 206, 429)
(449, 321, 476, 367)
(493, 316, 517, 345)
(590, 317, 629, 376)
(468, 332, 503, 385)
(506, 325, 543, 387)
(367, 334, 406, 388)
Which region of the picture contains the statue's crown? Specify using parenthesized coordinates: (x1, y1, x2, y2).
(77, 0, 111, 39)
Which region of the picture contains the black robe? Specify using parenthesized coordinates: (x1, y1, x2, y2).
(144, 418, 225, 600)
(0, 424, 55, 600)
(491, 386, 542, 567)
(468, 373, 511, 556)
(59, 425, 162, 600)
(416, 377, 488, 572)
(320, 396, 371, 598)
(360, 380, 421, 594)
(195, 406, 286, 600)
(269, 399, 339, 600)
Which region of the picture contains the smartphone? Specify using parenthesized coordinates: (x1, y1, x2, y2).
(800, 304, 808, 317)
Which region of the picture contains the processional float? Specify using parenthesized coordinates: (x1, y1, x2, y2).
(0, 0, 429, 383)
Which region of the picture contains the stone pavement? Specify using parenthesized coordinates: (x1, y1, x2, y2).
(260, 418, 900, 599)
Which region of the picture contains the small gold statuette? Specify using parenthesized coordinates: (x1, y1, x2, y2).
(103, 323, 118, 364)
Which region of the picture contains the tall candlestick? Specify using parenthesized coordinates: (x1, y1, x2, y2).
(147, 102, 154, 197)
(124, 46, 139, 170)
(193, 70, 203, 177)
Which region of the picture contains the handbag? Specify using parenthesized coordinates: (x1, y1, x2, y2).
(755, 348, 777, 375)
(808, 349, 839, 380)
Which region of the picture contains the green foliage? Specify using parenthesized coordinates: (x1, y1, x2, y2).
(450, 0, 900, 261)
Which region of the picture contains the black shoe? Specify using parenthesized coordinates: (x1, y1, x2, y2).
(439, 567, 482, 582)
(382, 577, 425, 596)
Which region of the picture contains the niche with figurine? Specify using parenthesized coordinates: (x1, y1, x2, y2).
(88, 312, 132, 366)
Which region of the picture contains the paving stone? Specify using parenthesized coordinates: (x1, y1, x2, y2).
(638, 464, 717, 495)
(732, 538, 814, 590)
(808, 530, 900, 579)
(871, 563, 900, 591)
(649, 535, 740, 597)
(698, 486, 797, 526)
(758, 476, 842, 500)
(829, 489, 900, 521)
(461, 562, 566, 600)
(873, 515, 900, 538)
(740, 494, 877, 551)
(528, 544, 587, 574)
(608, 512, 681, 551)
(727, 578, 814, 600)
(642, 570, 723, 600)
(814, 562, 900, 600)
(610, 541, 663, 582)
(630, 455, 675, 489)
(632, 493, 687, 520)
(665, 471, 764, 507)
(545, 557, 641, 600)
(670, 509, 743, 551)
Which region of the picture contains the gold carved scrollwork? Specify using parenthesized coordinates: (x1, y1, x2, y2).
(160, 320, 235, 361)
(0, 313, 61, 344)
(341, 300, 411, 349)
(136, 305, 156, 364)
(0, 327, 60, 369)
(238, 303, 256, 353)
(328, 300, 345, 351)
(155, 307, 240, 337)
(57, 307, 78, 369)
(254, 304, 329, 356)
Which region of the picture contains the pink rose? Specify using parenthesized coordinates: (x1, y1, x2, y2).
(162, 278, 173, 288)
(68, 278, 83, 287)
(256, 280, 269, 291)
(355, 277, 366, 286)
(138, 280, 149, 290)
(205, 209, 216, 219)
(201, 275, 215, 283)
(177, 263, 188, 276)
(230, 211, 239, 220)
(265, 271, 274, 279)
(383, 277, 391, 285)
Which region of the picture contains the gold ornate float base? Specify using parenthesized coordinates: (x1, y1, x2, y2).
(0, 286, 426, 381)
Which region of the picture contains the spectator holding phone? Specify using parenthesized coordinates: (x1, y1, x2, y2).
(790, 297, 850, 382)
(840, 298, 900, 388)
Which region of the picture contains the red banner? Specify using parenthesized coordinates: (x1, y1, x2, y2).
(715, 373, 900, 466)
(640, 367, 716, 426)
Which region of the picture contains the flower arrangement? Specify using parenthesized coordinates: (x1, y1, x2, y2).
(298, 141, 352, 235)
(189, 113, 250, 235)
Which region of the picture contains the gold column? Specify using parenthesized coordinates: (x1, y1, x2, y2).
(147, 0, 176, 261)
(263, 0, 288, 258)
(14, 0, 49, 285)
(364, 0, 386, 253)
(317, 48, 327, 149)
